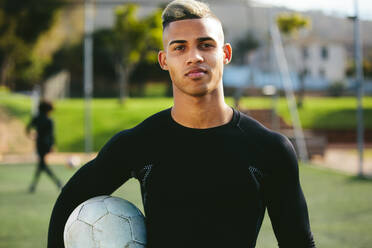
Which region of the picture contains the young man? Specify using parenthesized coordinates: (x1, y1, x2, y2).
(48, 0, 316, 247)
(27, 100, 62, 193)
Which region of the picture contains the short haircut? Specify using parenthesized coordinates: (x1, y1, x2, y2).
(162, 0, 219, 29)
(38, 100, 53, 114)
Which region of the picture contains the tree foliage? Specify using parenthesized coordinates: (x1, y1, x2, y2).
(276, 13, 311, 108)
(232, 31, 259, 64)
(276, 13, 311, 37)
(346, 59, 372, 79)
(46, 4, 165, 98)
(110, 4, 163, 102)
(114, 4, 162, 64)
(0, 0, 65, 88)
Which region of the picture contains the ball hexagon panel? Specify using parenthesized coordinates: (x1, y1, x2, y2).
(64, 220, 95, 248)
(64, 203, 83, 233)
(129, 216, 146, 244)
(79, 201, 108, 225)
(93, 214, 132, 247)
(104, 197, 140, 218)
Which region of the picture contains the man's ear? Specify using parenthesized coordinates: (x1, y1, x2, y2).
(223, 43, 232, 65)
(158, 50, 168, 70)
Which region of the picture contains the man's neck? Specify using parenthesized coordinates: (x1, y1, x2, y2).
(171, 88, 233, 129)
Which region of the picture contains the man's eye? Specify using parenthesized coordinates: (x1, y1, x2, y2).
(200, 43, 214, 49)
(174, 45, 185, 51)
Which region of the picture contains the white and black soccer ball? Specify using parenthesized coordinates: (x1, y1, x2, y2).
(64, 195, 146, 248)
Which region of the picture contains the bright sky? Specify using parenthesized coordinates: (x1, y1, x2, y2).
(257, 0, 372, 20)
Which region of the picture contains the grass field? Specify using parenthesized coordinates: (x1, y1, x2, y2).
(0, 162, 372, 248)
(1, 93, 372, 152)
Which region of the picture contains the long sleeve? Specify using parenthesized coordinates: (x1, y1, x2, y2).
(263, 134, 316, 248)
(47, 130, 140, 248)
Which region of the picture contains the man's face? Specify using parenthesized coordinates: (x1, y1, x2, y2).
(158, 17, 232, 97)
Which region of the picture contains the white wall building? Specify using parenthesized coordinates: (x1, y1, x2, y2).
(285, 38, 348, 83)
(93, 0, 268, 46)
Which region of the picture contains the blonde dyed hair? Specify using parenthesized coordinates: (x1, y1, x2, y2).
(162, 0, 218, 29)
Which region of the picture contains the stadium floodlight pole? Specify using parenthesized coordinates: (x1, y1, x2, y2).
(270, 21, 309, 163)
(84, 0, 95, 153)
(349, 0, 365, 177)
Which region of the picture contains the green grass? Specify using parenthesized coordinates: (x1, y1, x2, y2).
(237, 96, 372, 129)
(1, 93, 372, 151)
(53, 98, 174, 151)
(0, 163, 371, 248)
(0, 93, 33, 123)
(0, 163, 142, 248)
(143, 83, 169, 97)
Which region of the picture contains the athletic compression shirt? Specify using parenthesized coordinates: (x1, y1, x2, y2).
(48, 108, 316, 248)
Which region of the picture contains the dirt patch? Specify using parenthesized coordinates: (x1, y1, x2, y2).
(311, 145, 372, 177)
(0, 107, 33, 155)
(0, 152, 97, 167)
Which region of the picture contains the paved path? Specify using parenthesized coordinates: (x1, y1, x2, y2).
(311, 144, 372, 177)
(0, 152, 96, 168)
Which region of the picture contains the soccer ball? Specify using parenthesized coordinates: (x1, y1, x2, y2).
(66, 156, 81, 168)
(64, 195, 146, 248)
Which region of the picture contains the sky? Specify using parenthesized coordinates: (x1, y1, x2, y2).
(257, 0, 372, 20)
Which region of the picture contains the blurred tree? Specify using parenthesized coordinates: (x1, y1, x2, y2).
(346, 59, 372, 79)
(232, 31, 259, 64)
(276, 12, 310, 107)
(45, 41, 83, 97)
(230, 31, 260, 109)
(0, 0, 65, 89)
(45, 4, 166, 99)
(128, 60, 169, 97)
(276, 13, 310, 37)
(112, 4, 163, 103)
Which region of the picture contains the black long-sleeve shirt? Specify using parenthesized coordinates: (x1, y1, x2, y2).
(28, 113, 54, 154)
(48, 108, 315, 248)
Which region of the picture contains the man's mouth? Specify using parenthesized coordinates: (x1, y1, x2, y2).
(185, 68, 207, 79)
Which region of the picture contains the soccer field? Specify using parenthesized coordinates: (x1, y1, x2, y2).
(0, 163, 371, 248)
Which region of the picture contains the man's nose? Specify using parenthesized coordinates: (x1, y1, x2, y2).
(186, 48, 204, 64)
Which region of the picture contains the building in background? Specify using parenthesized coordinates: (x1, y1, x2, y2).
(90, 0, 372, 95)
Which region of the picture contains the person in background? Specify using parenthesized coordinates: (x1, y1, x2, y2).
(26, 100, 62, 193)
